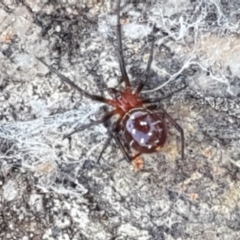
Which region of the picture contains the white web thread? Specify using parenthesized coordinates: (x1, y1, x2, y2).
(142, 2, 234, 96)
(143, 58, 234, 96)
(0, 103, 106, 192)
(1, 1, 238, 197)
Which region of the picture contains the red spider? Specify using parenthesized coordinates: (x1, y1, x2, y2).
(37, 0, 184, 168)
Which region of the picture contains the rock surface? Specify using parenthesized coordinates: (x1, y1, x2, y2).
(0, 0, 240, 239)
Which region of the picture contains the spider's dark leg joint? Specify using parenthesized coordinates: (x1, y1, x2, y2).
(130, 152, 142, 161)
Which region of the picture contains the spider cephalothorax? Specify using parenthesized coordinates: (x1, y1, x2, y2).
(37, 0, 184, 169)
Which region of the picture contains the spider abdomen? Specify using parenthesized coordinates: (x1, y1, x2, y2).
(122, 108, 167, 153)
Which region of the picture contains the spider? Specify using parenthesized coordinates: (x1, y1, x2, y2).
(36, 0, 185, 168)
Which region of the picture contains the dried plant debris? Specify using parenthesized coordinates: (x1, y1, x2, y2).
(1, 0, 240, 239)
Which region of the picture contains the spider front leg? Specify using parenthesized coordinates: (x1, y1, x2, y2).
(116, 0, 131, 88)
(36, 57, 116, 106)
(135, 25, 156, 95)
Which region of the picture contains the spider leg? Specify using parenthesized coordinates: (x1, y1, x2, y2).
(142, 85, 187, 104)
(116, 0, 131, 88)
(114, 133, 143, 163)
(135, 25, 156, 95)
(104, 116, 132, 163)
(96, 116, 133, 164)
(97, 134, 113, 164)
(112, 121, 144, 163)
(112, 131, 132, 163)
(36, 57, 115, 105)
(63, 110, 116, 139)
(97, 126, 142, 166)
(151, 106, 184, 160)
(130, 152, 142, 160)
